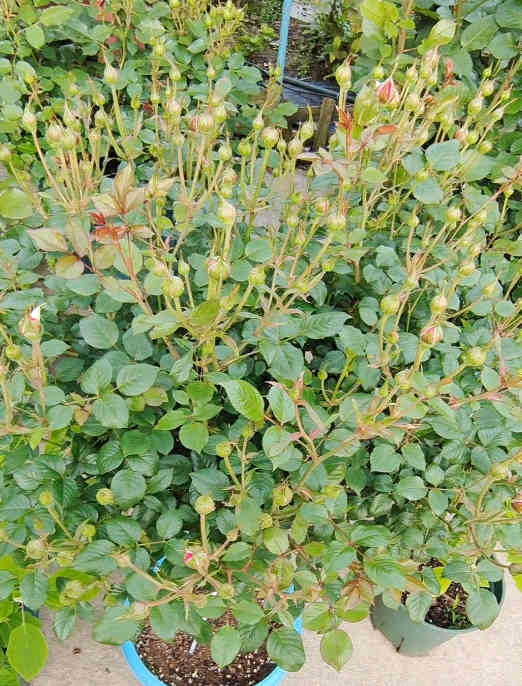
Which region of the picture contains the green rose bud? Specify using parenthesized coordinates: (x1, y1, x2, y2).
(96, 488, 115, 506)
(64, 580, 84, 600)
(248, 266, 266, 286)
(326, 213, 345, 233)
(273, 484, 293, 507)
(39, 490, 54, 507)
(162, 276, 185, 298)
(5, 344, 22, 361)
(430, 294, 448, 314)
(380, 294, 401, 315)
(261, 127, 279, 149)
(217, 199, 236, 226)
(259, 513, 273, 529)
(490, 462, 510, 481)
(216, 441, 232, 458)
(195, 495, 215, 515)
(26, 539, 46, 559)
(103, 64, 119, 86)
(445, 206, 462, 224)
(464, 346, 486, 367)
(56, 551, 75, 567)
(218, 583, 235, 600)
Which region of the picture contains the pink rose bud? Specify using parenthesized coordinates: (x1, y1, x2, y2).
(184, 551, 194, 564)
(30, 304, 43, 322)
(377, 78, 397, 103)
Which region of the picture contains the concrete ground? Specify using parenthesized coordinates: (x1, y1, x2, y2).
(34, 573, 521, 686)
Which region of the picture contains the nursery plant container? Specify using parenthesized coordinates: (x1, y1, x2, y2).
(371, 578, 505, 656)
(122, 558, 303, 686)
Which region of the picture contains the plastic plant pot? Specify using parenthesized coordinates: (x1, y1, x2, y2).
(370, 578, 505, 656)
(122, 558, 303, 686)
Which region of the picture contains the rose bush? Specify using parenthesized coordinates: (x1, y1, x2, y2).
(0, 37, 521, 684)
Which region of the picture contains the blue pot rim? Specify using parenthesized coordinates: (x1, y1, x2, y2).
(121, 557, 303, 686)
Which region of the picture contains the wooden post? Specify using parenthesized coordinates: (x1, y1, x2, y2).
(313, 97, 336, 150)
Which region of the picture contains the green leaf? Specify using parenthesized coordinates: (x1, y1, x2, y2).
(239, 621, 269, 653)
(236, 496, 262, 537)
(267, 343, 304, 381)
(150, 602, 183, 640)
(496, 0, 522, 29)
(264, 527, 289, 554)
(268, 386, 294, 424)
(179, 422, 209, 453)
(80, 359, 113, 396)
(413, 178, 443, 204)
(245, 238, 272, 262)
(191, 468, 230, 500)
(117, 364, 158, 396)
(93, 393, 129, 428)
(170, 350, 193, 383)
(25, 23, 45, 49)
(122, 331, 153, 360)
(105, 517, 143, 545)
(0, 188, 33, 219)
(155, 409, 189, 430)
(0, 665, 21, 686)
(370, 445, 401, 473)
(40, 6, 74, 25)
(320, 629, 353, 672)
(402, 444, 426, 470)
(426, 140, 460, 171)
(111, 469, 146, 507)
(223, 542, 252, 562)
(299, 503, 329, 525)
(481, 367, 501, 391)
(267, 627, 305, 672)
(7, 624, 48, 681)
(47, 404, 74, 430)
(466, 589, 500, 629)
(476, 559, 504, 583)
(80, 315, 119, 349)
(20, 571, 48, 611)
(97, 440, 123, 473)
(364, 558, 406, 589)
(0, 571, 16, 599)
(233, 600, 264, 626)
(223, 380, 264, 422)
(299, 312, 348, 339)
(461, 17, 497, 50)
(156, 510, 183, 538)
(187, 381, 214, 405)
(397, 393, 427, 419)
(40, 339, 69, 357)
(423, 18, 455, 48)
(54, 607, 76, 641)
(351, 524, 391, 547)
(302, 602, 331, 631)
(211, 626, 241, 668)
(94, 607, 139, 645)
(73, 541, 117, 575)
(406, 591, 432, 622)
(126, 573, 158, 602)
(425, 464, 444, 486)
(190, 300, 219, 327)
(428, 489, 448, 515)
(488, 33, 517, 60)
(396, 476, 427, 501)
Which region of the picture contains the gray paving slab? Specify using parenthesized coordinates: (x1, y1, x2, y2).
(33, 572, 521, 686)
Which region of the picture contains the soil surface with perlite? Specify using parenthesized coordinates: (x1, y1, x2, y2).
(135, 622, 276, 686)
